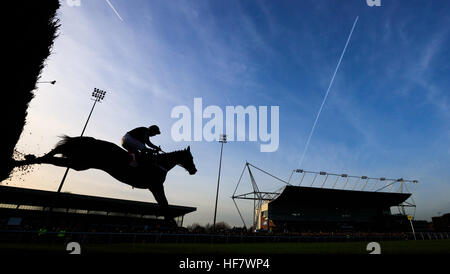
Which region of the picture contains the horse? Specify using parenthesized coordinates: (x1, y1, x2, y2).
(13, 136, 197, 226)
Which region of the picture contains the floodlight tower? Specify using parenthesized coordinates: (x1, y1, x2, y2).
(57, 88, 107, 193)
(213, 134, 227, 231)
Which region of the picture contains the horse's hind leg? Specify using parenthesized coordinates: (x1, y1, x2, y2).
(12, 155, 69, 168)
(41, 146, 64, 159)
(40, 156, 71, 168)
(21, 155, 86, 171)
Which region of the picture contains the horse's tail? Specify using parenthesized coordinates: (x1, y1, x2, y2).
(55, 135, 72, 149)
(53, 135, 99, 158)
(51, 135, 127, 169)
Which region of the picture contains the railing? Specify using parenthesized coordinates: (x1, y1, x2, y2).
(0, 230, 448, 245)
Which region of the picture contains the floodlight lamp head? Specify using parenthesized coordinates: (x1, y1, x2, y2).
(91, 88, 107, 102)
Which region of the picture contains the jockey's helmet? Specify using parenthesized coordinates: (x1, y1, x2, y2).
(148, 125, 161, 135)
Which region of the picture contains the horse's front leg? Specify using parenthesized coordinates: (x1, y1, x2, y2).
(149, 184, 177, 227)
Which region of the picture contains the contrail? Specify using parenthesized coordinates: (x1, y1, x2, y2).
(105, 0, 123, 21)
(297, 16, 359, 169)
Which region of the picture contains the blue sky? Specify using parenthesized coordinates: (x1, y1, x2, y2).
(7, 0, 450, 226)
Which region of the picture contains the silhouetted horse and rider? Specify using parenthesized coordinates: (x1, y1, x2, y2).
(13, 125, 197, 226)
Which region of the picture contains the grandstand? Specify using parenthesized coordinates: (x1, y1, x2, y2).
(432, 213, 450, 232)
(233, 162, 417, 232)
(257, 185, 411, 232)
(0, 185, 196, 232)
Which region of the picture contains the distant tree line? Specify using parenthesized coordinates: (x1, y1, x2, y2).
(187, 222, 251, 233)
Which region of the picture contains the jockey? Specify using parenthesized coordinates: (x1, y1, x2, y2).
(121, 125, 162, 167)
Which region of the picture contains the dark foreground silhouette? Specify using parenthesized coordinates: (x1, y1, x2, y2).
(1, 1, 60, 181)
(14, 136, 197, 226)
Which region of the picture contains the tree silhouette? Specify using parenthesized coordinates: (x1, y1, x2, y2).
(1, 1, 60, 181)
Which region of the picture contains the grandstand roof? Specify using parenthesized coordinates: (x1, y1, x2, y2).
(270, 185, 411, 208)
(0, 186, 196, 217)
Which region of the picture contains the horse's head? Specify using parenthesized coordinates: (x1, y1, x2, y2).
(177, 146, 197, 175)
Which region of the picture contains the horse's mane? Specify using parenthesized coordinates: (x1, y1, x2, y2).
(158, 148, 191, 160)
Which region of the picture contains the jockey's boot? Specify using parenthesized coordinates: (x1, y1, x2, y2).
(128, 152, 138, 167)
